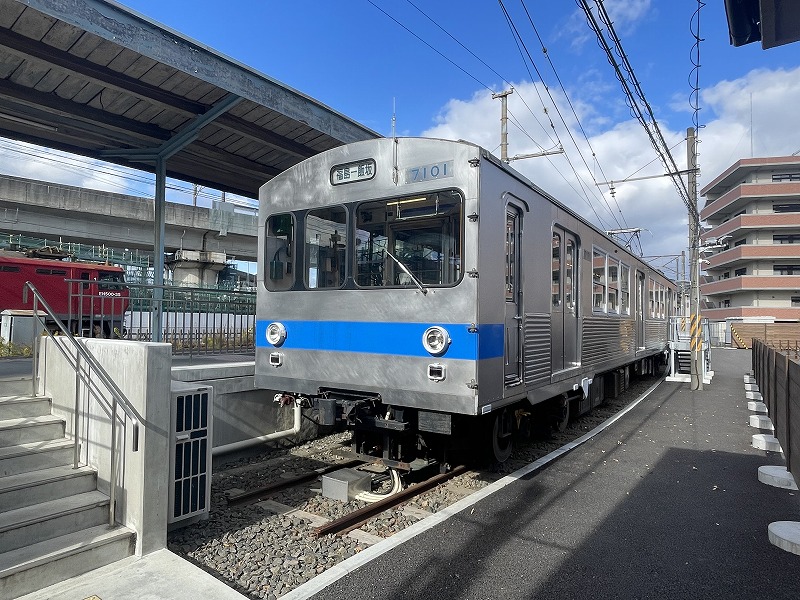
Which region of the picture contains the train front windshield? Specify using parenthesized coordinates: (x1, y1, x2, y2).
(265, 190, 463, 291)
(97, 271, 125, 290)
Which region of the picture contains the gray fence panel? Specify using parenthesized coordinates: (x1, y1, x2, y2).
(774, 353, 788, 447)
(788, 360, 799, 478)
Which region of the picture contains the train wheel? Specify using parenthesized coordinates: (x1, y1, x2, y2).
(552, 394, 571, 433)
(491, 408, 513, 463)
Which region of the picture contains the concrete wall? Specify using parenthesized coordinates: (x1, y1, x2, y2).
(35, 340, 315, 558)
(38, 337, 172, 556)
(171, 361, 317, 450)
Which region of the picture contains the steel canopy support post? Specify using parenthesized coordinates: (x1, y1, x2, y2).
(101, 93, 242, 344)
(153, 155, 166, 343)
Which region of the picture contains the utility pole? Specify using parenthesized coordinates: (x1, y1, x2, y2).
(687, 126, 702, 391)
(492, 89, 513, 162)
(681, 250, 686, 315)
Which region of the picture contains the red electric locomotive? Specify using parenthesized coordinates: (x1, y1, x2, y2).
(0, 250, 129, 337)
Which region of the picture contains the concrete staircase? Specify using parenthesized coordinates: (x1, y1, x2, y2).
(0, 394, 135, 599)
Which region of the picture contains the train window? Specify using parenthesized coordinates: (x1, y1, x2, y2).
(592, 250, 606, 312)
(265, 213, 295, 291)
(81, 272, 90, 290)
(620, 264, 630, 315)
(306, 207, 347, 289)
(551, 234, 561, 306)
(565, 240, 575, 309)
(607, 260, 619, 313)
(648, 279, 656, 318)
(35, 268, 67, 275)
(506, 212, 518, 301)
(355, 191, 462, 288)
(98, 271, 124, 290)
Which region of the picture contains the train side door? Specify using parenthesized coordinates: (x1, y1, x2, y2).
(504, 206, 522, 385)
(636, 270, 646, 349)
(551, 227, 579, 372)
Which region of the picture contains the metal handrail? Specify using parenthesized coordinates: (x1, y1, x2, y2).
(24, 281, 142, 528)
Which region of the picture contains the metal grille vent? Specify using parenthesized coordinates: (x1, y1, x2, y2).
(169, 382, 213, 524)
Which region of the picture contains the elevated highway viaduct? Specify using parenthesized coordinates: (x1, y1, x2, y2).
(0, 173, 257, 263)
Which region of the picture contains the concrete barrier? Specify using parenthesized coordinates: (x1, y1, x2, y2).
(39, 337, 172, 556)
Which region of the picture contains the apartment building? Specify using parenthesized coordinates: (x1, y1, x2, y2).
(699, 155, 800, 321)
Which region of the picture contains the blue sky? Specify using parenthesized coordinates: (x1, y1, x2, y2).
(3, 0, 800, 276)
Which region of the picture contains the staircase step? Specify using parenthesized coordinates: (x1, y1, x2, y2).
(0, 465, 96, 512)
(0, 439, 73, 477)
(0, 491, 109, 553)
(0, 415, 65, 448)
(0, 396, 51, 420)
(0, 524, 135, 599)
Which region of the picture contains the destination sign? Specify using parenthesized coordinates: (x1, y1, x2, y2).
(331, 159, 376, 185)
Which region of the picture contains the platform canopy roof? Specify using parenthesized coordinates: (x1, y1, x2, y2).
(0, 0, 381, 198)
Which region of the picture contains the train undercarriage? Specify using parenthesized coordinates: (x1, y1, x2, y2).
(278, 356, 661, 473)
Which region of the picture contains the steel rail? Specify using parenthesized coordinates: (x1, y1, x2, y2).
(226, 459, 363, 506)
(313, 464, 468, 538)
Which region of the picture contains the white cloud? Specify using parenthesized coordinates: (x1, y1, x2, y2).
(560, 0, 653, 51)
(700, 66, 800, 166)
(0, 139, 234, 208)
(422, 66, 800, 273)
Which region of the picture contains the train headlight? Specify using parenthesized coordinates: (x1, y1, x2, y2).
(266, 322, 287, 347)
(422, 326, 450, 356)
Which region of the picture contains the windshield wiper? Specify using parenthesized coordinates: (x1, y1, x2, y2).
(384, 249, 427, 295)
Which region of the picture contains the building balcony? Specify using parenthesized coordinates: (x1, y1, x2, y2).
(705, 244, 800, 269)
(700, 156, 800, 198)
(701, 213, 800, 244)
(701, 275, 800, 296)
(700, 182, 800, 221)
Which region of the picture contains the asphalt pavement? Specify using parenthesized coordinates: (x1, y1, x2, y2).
(299, 348, 800, 600)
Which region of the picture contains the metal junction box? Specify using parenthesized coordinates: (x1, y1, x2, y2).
(321, 467, 372, 502)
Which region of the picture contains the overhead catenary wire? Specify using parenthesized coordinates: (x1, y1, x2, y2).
(578, 0, 697, 222)
(0, 139, 255, 208)
(374, 0, 621, 231)
(516, 0, 630, 230)
(400, 0, 628, 232)
(498, 0, 624, 231)
(401, 0, 558, 149)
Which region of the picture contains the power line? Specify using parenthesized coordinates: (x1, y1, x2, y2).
(498, 0, 624, 230)
(373, 0, 615, 230)
(578, 0, 697, 221)
(0, 139, 255, 207)
(517, 0, 629, 229)
(401, 0, 559, 148)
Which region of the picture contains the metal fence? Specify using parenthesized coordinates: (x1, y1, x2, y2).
(69, 281, 256, 357)
(58, 280, 256, 356)
(752, 339, 799, 483)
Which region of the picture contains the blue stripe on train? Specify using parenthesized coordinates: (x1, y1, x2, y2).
(255, 320, 504, 360)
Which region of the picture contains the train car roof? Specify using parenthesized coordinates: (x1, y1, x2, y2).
(264, 136, 674, 285)
(0, 250, 124, 270)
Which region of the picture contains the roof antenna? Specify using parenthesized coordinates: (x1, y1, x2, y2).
(392, 97, 399, 185)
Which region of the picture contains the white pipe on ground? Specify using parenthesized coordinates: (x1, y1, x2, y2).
(211, 402, 302, 456)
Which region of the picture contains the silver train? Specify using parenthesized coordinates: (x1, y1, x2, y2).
(255, 137, 675, 467)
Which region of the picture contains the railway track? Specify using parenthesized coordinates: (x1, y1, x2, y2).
(167, 369, 665, 600)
